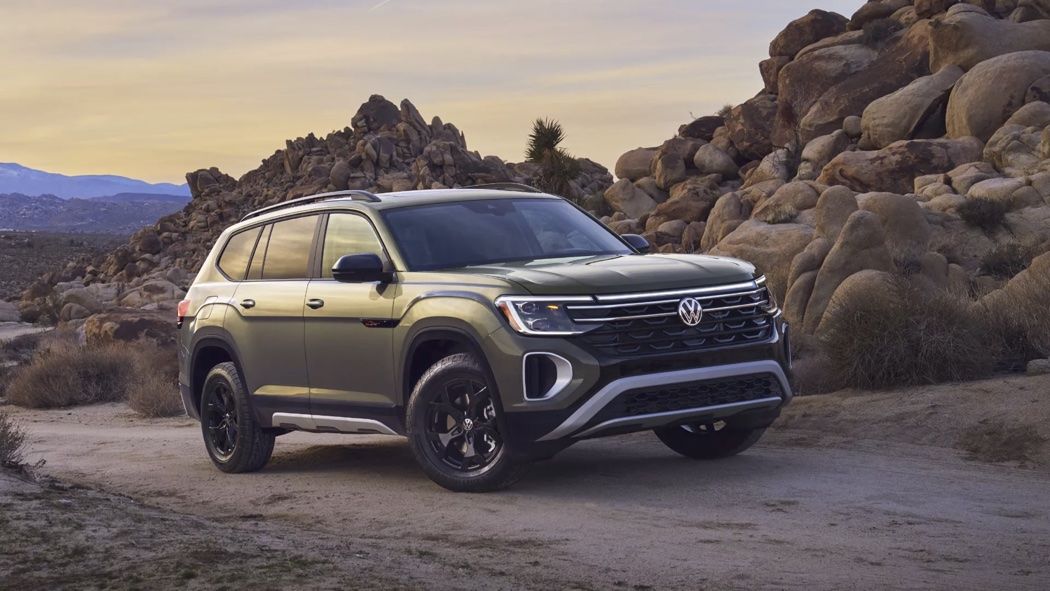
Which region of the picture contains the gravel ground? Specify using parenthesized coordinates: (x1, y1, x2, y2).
(3, 375, 1049, 590)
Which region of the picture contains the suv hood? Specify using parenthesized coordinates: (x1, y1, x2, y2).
(461, 253, 757, 296)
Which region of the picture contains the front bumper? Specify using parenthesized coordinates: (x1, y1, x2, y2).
(488, 316, 793, 456)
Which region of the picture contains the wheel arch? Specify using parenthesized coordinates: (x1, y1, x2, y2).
(400, 326, 491, 411)
(190, 333, 246, 416)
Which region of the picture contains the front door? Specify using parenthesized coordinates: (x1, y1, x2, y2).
(305, 213, 398, 419)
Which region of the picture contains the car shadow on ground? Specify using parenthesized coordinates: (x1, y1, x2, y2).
(260, 434, 794, 498)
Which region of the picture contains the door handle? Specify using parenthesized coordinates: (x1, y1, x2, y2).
(239, 299, 256, 309)
(306, 298, 325, 310)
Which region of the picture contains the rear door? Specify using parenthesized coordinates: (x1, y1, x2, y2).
(225, 214, 320, 420)
(305, 212, 398, 418)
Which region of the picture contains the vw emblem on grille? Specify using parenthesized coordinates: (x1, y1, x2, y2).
(677, 297, 704, 326)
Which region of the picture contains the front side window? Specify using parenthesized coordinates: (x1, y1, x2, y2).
(320, 214, 385, 278)
(217, 226, 261, 280)
(382, 198, 632, 271)
(258, 215, 318, 280)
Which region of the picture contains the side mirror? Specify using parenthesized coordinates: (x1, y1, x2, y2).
(332, 254, 393, 283)
(622, 234, 651, 254)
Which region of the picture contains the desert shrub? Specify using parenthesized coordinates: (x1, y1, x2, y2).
(717, 104, 734, 119)
(819, 277, 993, 389)
(789, 332, 844, 396)
(525, 118, 581, 198)
(957, 197, 1008, 232)
(6, 342, 137, 408)
(979, 264, 1050, 362)
(126, 344, 183, 418)
(5, 338, 182, 416)
(980, 243, 1030, 279)
(0, 409, 27, 466)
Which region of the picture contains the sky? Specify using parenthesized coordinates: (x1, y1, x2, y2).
(0, 0, 865, 184)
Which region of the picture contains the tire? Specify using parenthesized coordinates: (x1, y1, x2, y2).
(200, 361, 275, 473)
(407, 353, 528, 492)
(654, 421, 765, 460)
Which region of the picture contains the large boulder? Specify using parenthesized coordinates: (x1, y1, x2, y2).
(724, 94, 778, 161)
(856, 192, 932, 263)
(700, 193, 750, 251)
(983, 101, 1050, 176)
(774, 21, 933, 146)
(803, 210, 895, 332)
(651, 138, 704, 190)
(692, 144, 738, 178)
(860, 66, 964, 149)
(81, 309, 176, 347)
(603, 179, 657, 219)
(818, 137, 984, 193)
(814, 185, 859, 242)
(797, 130, 851, 180)
(678, 116, 723, 141)
(646, 176, 723, 229)
(769, 9, 850, 59)
(752, 181, 822, 223)
(946, 51, 1050, 142)
(615, 148, 658, 181)
(929, 6, 1050, 71)
(710, 220, 815, 299)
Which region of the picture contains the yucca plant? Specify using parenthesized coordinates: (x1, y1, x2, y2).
(526, 118, 580, 197)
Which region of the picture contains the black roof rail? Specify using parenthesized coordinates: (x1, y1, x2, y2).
(240, 190, 381, 222)
(464, 182, 544, 194)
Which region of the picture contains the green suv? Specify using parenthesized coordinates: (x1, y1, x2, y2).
(177, 185, 792, 491)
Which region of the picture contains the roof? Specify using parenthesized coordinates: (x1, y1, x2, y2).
(238, 186, 559, 224)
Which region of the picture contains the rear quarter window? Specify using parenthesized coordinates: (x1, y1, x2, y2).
(217, 227, 261, 280)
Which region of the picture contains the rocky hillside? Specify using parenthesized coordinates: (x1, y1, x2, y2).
(599, 0, 1050, 341)
(16, 96, 611, 326)
(0, 193, 188, 234)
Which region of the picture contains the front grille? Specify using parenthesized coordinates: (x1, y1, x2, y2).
(619, 373, 782, 417)
(567, 286, 774, 355)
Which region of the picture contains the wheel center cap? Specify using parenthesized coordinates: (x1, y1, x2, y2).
(462, 418, 474, 431)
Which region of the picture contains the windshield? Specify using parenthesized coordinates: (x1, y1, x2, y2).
(382, 198, 633, 271)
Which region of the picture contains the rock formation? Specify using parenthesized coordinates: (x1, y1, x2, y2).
(18, 96, 612, 339)
(597, 0, 1050, 338)
(20, 1, 1050, 348)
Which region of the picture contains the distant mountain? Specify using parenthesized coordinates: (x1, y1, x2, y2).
(0, 163, 190, 199)
(0, 192, 189, 234)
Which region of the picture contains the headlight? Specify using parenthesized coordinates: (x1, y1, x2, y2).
(756, 276, 778, 312)
(495, 296, 592, 336)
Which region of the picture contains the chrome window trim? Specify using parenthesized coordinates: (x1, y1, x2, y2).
(537, 359, 790, 442)
(521, 352, 574, 401)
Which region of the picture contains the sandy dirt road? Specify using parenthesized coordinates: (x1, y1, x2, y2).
(6, 395, 1050, 590)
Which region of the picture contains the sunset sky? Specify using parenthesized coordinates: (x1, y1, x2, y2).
(1, 1, 865, 184)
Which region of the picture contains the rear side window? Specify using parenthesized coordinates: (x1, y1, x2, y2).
(259, 215, 318, 280)
(320, 214, 384, 278)
(217, 227, 261, 280)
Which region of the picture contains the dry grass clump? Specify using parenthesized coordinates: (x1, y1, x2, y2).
(6, 341, 137, 408)
(5, 338, 182, 417)
(0, 410, 27, 466)
(819, 277, 993, 389)
(957, 197, 1008, 232)
(126, 344, 183, 418)
(979, 265, 1050, 364)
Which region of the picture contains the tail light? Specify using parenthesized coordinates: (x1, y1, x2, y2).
(177, 299, 191, 328)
